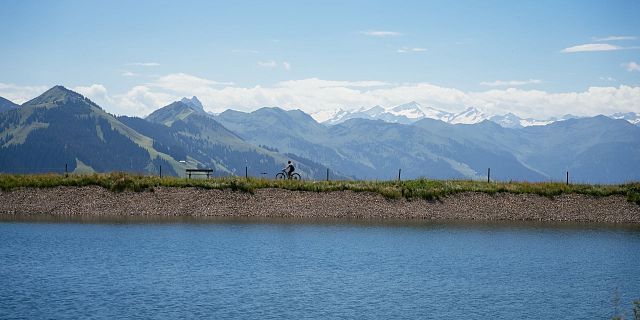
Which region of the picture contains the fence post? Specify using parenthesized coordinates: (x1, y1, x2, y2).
(398, 168, 402, 181)
(487, 168, 490, 183)
(566, 171, 569, 185)
(159, 165, 162, 178)
(65, 163, 68, 177)
(245, 166, 248, 179)
(326, 168, 329, 181)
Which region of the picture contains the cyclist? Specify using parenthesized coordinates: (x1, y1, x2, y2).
(284, 160, 295, 178)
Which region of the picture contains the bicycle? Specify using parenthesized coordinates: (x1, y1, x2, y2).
(275, 169, 301, 180)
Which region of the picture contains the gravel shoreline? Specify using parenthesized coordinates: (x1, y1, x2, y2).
(1, 186, 639, 223)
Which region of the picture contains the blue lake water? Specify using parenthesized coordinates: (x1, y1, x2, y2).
(1, 217, 639, 319)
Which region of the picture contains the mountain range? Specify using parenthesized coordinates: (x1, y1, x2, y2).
(312, 101, 640, 129)
(1, 87, 639, 183)
(0, 87, 334, 179)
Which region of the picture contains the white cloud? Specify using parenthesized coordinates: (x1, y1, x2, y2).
(17, 74, 637, 120)
(623, 61, 640, 72)
(360, 30, 403, 37)
(74, 84, 109, 99)
(114, 75, 639, 119)
(122, 71, 138, 77)
(283, 61, 291, 71)
(73, 84, 117, 110)
(561, 43, 623, 53)
(593, 35, 637, 41)
(126, 62, 160, 67)
(599, 76, 616, 82)
(258, 60, 277, 68)
(0, 82, 49, 104)
(480, 79, 542, 87)
(397, 47, 427, 53)
(113, 85, 177, 116)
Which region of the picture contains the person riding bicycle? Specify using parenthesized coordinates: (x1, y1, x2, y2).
(284, 160, 295, 178)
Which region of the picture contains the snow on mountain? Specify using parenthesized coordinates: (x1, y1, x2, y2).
(421, 106, 455, 123)
(518, 118, 555, 127)
(311, 108, 347, 123)
(448, 107, 490, 124)
(489, 113, 523, 128)
(317, 104, 417, 125)
(610, 112, 640, 126)
(313, 102, 640, 128)
(489, 113, 554, 128)
(317, 101, 456, 125)
(389, 101, 425, 119)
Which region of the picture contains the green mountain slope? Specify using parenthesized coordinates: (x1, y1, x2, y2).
(217, 108, 545, 180)
(142, 101, 338, 179)
(0, 86, 184, 175)
(217, 107, 640, 183)
(216, 107, 360, 177)
(0, 96, 19, 113)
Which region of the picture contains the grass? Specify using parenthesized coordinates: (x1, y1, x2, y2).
(0, 173, 639, 205)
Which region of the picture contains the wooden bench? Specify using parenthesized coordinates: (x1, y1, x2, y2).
(186, 169, 213, 179)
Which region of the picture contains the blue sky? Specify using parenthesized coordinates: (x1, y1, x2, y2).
(1, 0, 639, 118)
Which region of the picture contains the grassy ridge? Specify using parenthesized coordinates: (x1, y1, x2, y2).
(0, 173, 639, 205)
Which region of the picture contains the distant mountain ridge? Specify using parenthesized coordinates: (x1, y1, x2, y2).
(1, 87, 639, 183)
(219, 106, 640, 183)
(0, 87, 336, 179)
(312, 101, 640, 128)
(143, 99, 341, 179)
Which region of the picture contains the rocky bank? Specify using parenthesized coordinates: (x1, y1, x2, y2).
(1, 186, 639, 223)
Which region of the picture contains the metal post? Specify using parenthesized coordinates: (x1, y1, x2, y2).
(65, 163, 68, 177)
(398, 168, 402, 181)
(566, 171, 569, 185)
(487, 168, 491, 183)
(245, 166, 248, 179)
(326, 168, 329, 181)
(159, 165, 162, 178)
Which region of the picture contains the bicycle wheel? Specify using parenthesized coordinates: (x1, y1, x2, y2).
(291, 173, 301, 180)
(275, 172, 286, 180)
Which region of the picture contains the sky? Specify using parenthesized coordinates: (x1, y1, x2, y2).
(0, 0, 639, 119)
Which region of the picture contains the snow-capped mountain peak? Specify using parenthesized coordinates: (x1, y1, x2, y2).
(311, 108, 347, 123)
(314, 102, 640, 128)
(611, 112, 640, 125)
(448, 107, 490, 124)
(489, 113, 523, 128)
(363, 105, 386, 116)
(389, 101, 425, 119)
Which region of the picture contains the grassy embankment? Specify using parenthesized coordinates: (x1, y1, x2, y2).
(0, 173, 639, 205)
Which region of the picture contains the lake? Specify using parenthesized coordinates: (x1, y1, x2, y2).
(1, 216, 639, 319)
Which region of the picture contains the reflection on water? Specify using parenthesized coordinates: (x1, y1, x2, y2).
(1, 214, 639, 319)
(3, 213, 640, 231)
